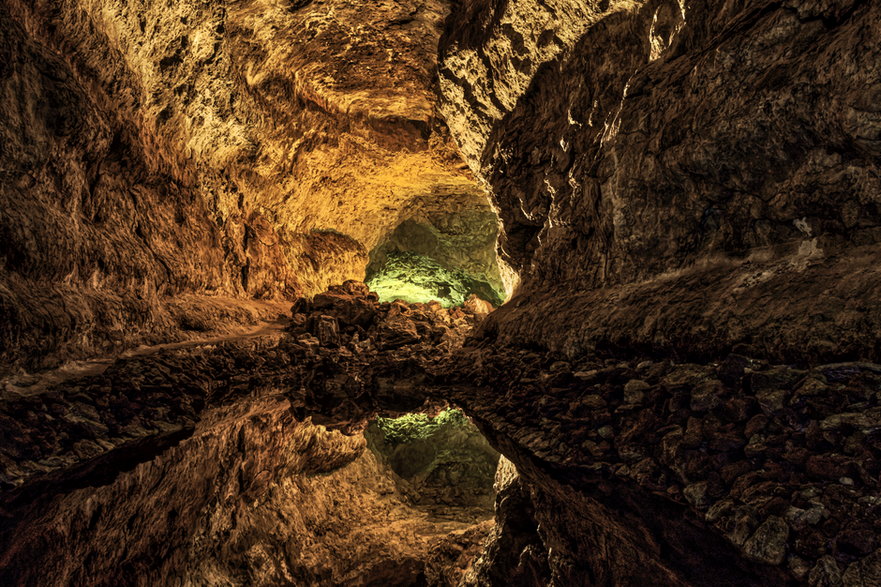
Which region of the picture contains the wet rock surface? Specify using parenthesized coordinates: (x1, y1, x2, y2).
(5, 281, 881, 584)
(0, 282, 493, 585)
(463, 457, 550, 586)
(445, 343, 881, 585)
(0, 281, 490, 507)
(367, 409, 500, 512)
(2, 391, 491, 586)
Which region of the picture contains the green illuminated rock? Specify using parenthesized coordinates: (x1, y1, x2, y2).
(366, 252, 504, 307)
(367, 409, 500, 510)
(373, 409, 470, 445)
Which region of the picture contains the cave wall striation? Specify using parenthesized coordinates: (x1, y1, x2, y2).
(435, 0, 881, 584)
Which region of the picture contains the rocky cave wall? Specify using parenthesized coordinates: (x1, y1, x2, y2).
(4, 0, 881, 585)
(440, 0, 881, 363)
(0, 0, 492, 372)
(432, 1, 881, 584)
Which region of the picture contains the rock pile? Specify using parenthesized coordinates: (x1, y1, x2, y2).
(288, 280, 490, 353)
(278, 280, 492, 431)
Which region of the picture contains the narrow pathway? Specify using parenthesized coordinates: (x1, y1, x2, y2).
(1, 317, 291, 398)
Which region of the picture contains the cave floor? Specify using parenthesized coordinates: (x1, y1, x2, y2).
(1, 315, 292, 399)
(3, 281, 881, 584)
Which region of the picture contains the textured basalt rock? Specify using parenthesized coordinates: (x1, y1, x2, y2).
(440, 0, 881, 362)
(429, 3, 881, 580)
(441, 344, 881, 585)
(5, 0, 881, 583)
(463, 457, 550, 585)
(0, 0, 493, 372)
(367, 251, 504, 307)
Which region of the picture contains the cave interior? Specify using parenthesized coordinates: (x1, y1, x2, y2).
(3, 0, 881, 585)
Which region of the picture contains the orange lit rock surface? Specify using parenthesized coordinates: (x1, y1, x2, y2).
(4, 0, 881, 584)
(0, 0, 489, 371)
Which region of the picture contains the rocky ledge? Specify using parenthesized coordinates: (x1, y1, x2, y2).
(448, 342, 881, 585)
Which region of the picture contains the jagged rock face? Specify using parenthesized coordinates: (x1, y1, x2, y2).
(463, 457, 550, 585)
(0, 3, 297, 372)
(432, 5, 881, 580)
(440, 0, 881, 362)
(10, 0, 475, 244)
(0, 0, 494, 372)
